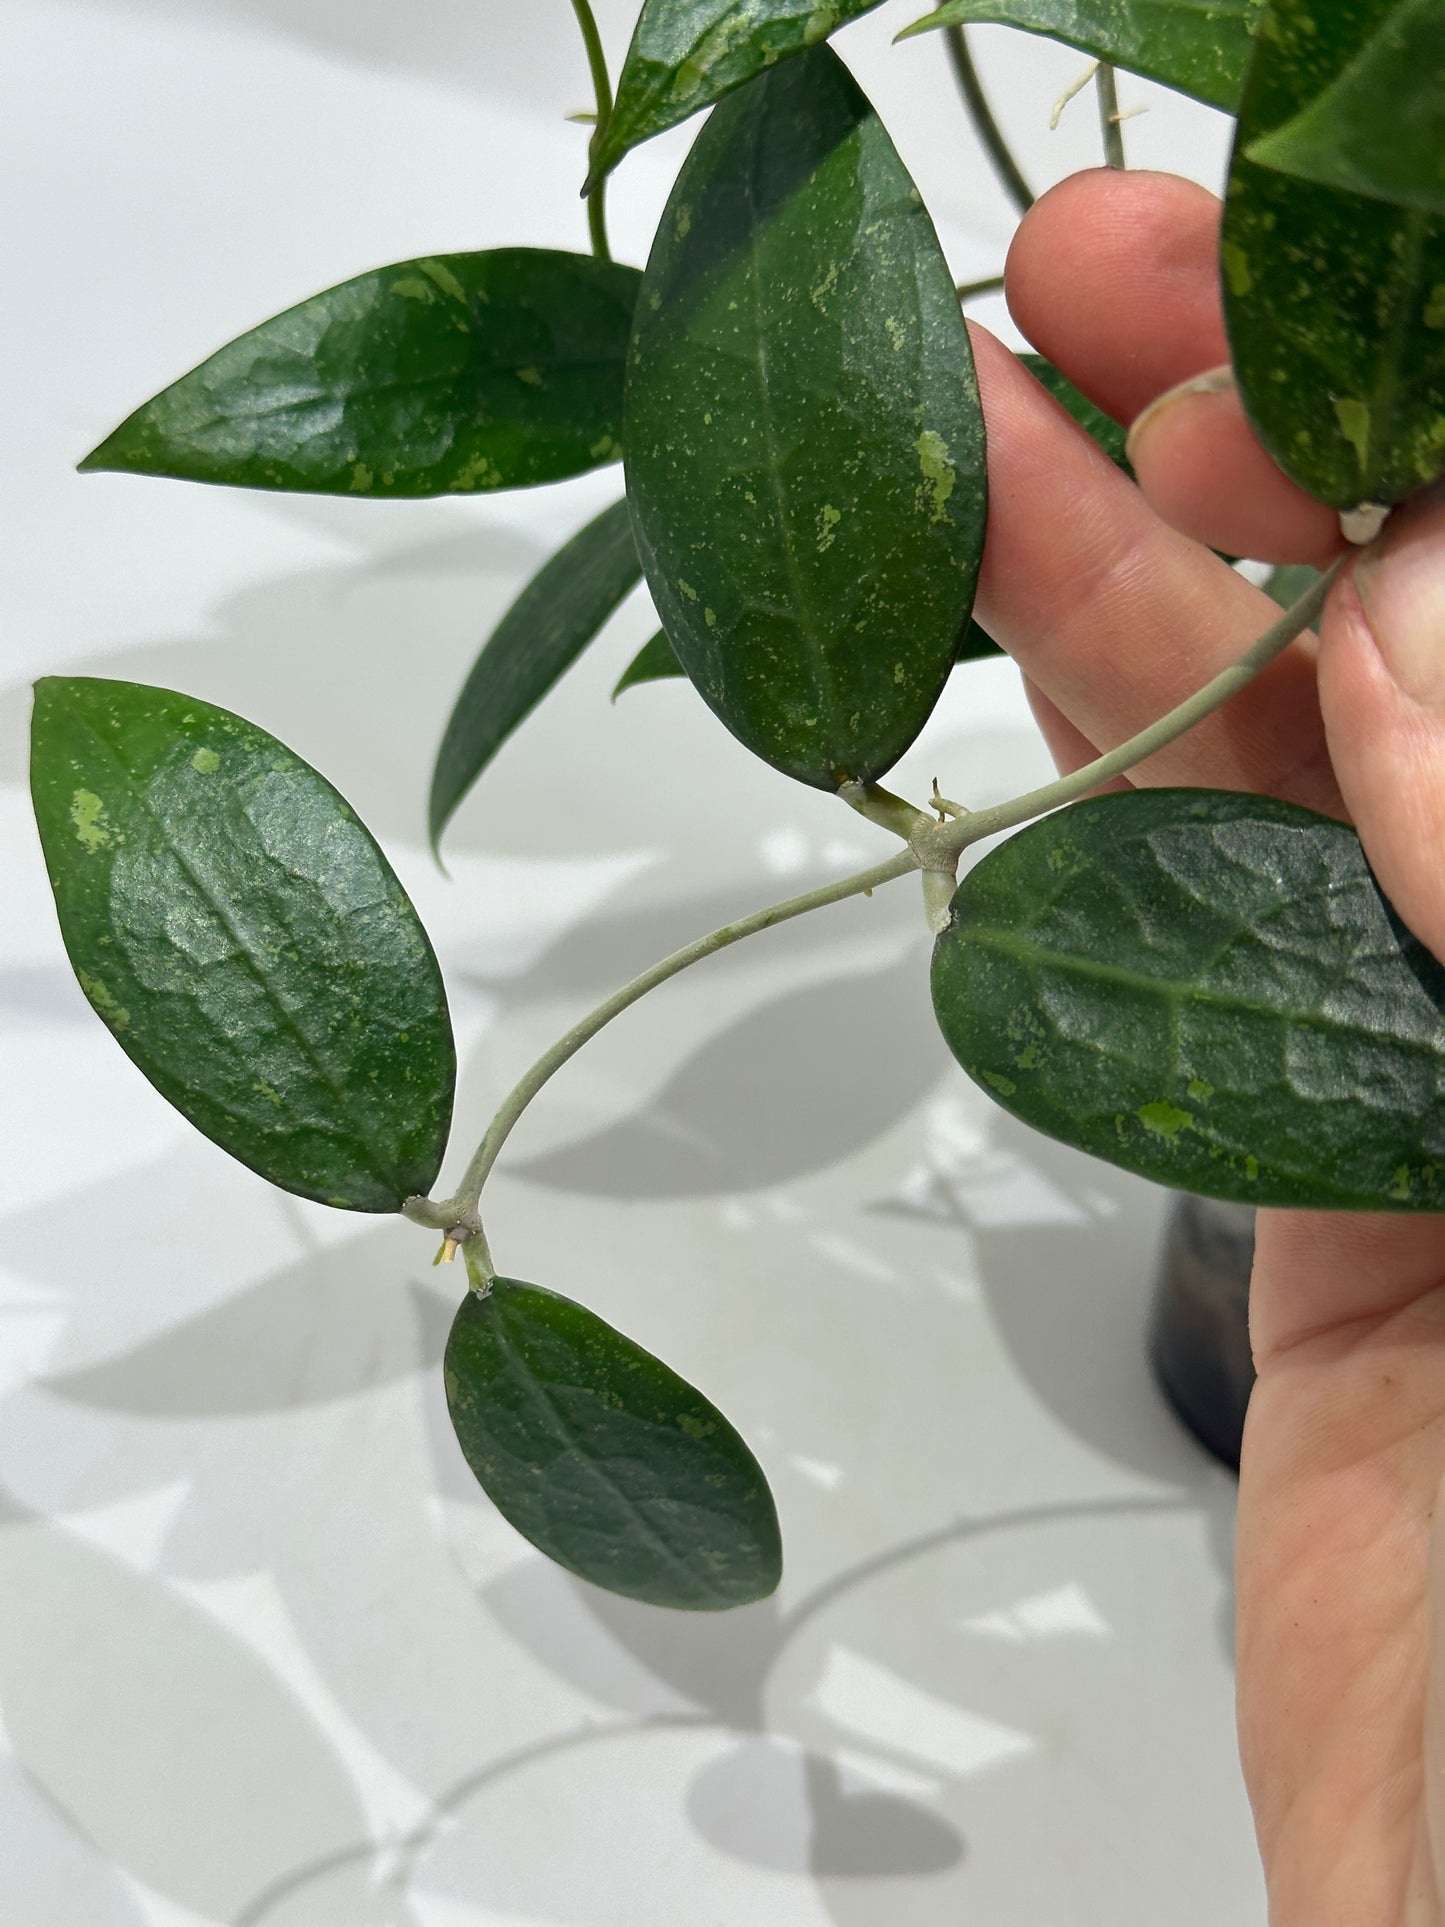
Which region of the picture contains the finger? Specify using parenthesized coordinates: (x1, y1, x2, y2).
(1317, 492, 1445, 961)
(1126, 369, 1343, 569)
(971, 324, 1344, 816)
(1005, 170, 1340, 566)
(1004, 169, 1229, 421)
(1023, 678, 1129, 790)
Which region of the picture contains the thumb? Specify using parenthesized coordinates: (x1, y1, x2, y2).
(1318, 491, 1445, 961)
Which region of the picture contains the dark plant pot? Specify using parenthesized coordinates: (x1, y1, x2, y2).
(1148, 1195, 1257, 1472)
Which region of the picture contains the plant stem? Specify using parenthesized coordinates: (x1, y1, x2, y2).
(570, 0, 613, 261)
(956, 272, 1007, 303)
(403, 847, 920, 1240)
(944, 25, 1034, 216)
(920, 554, 1349, 866)
(1095, 62, 1126, 169)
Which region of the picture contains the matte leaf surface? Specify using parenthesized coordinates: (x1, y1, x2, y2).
(430, 499, 641, 850)
(445, 1280, 782, 1609)
(932, 788, 1445, 1209)
(898, 0, 1261, 112)
(31, 678, 454, 1211)
(1245, 0, 1445, 215)
(593, 0, 887, 180)
(81, 250, 641, 497)
(1223, 0, 1445, 507)
(625, 44, 986, 789)
(612, 629, 682, 699)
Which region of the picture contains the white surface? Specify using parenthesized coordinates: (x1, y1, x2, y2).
(0, 2, 1263, 1921)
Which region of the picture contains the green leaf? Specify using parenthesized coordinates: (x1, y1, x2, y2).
(31, 678, 454, 1212)
(591, 0, 888, 182)
(445, 1279, 782, 1609)
(896, 0, 1261, 113)
(81, 250, 642, 497)
(430, 500, 641, 852)
(1244, 0, 1445, 215)
(1223, 0, 1445, 508)
(1021, 354, 1133, 475)
(612, 628, 683, 700)
(614, 609, 1002, 701)
(624, 43, 987, 790)
(932, 787, 1445, 1209)
(1262, 561, 1321, 628)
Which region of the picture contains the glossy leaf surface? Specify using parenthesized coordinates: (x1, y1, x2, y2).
(932, 788, 1445, 1209)
(32, 678, 454, 1211)
(898, 0, 1260, 112)
(625, 43, 986, 790)
(1223, 0, 1445, 507)
(445, 1280, 782, 1609)
(430, 500, 640, 850)
(1245, 0, 1445, 215)
(592, 0, 887, 181)
(81, 250, 641, 497)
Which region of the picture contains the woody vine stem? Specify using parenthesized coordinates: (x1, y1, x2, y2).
(403, 555, 1350, 1281)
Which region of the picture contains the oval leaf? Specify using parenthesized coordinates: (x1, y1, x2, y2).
(31, 678, 454, 1211)
(445, 1279, 782, 1610)
(80, 250, 641, 497)
(931, 788, 1445, 1210)
(624, 43, 986, 790)
(1223, 0, 1445, 507)
(1244, 0, 1445, 215)
(430, 499, 641, 851)
(897, 0, 1261, 113)
(592, 0, 888, 182)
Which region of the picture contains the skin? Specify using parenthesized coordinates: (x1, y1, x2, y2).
(984, 167, 1445, 1925)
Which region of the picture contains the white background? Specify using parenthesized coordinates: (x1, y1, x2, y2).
(0, 2, 1264, 1921)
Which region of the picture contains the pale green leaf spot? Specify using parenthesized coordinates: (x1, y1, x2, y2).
(915, 429, 955, 523)
(1334, 396, 1372, 469)
(1136, 1101, 1194, 1139)
(76, 969, 129, 1030)
(190, 747, 220, 774)
(70, 788, 111, 852)
(1221, 241, 1253, 297)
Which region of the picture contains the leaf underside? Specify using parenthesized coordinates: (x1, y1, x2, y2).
(897, 0, 1261, 114)
(1223, 0, 1445, 508)
(932, 787, 1445, 1210)
(1245, 0, 1445, 216)
(31, 678, 454, 1211)
(592, 0, 888, 181)
(430, 499, 641, 850)
(624, 42, 986, 790)
(445, 1279, 782, 1610)
(81, 249, 642, 497)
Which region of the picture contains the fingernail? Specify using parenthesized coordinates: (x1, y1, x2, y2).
(1354, 495, 1445, 708)
(1125, 364, 1235, 468)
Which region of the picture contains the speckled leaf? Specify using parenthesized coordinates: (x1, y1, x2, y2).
(430, 500, 640, 851)
(932, 788, 1445, 1209)
(80, 250, 641, 497)
(624, 43, 986, 790)
(1223, 0, 1445, 508)
(590, 0, 888, 182)
(445, 1279, 782, 1609)
(897, 0, 1261, 112)
(31, 678, 454, 1212)
(1246, 0, 1445, 215)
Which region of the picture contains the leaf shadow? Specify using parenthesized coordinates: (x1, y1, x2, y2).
(511, 943, 946, 1198)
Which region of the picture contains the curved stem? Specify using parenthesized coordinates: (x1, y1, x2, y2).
(570, 0, 614, 261)
(404, 847, 921, 1239)
(917, 554, 1349, 867)
(1095, 62, 1126, 169)
(944, 25, 1034, 216)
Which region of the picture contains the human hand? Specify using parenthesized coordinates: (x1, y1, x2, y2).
(974, 166, 1445, 1926)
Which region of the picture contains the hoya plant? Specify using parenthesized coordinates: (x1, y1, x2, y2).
(32, 0, 1445, 1611)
